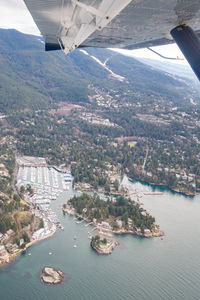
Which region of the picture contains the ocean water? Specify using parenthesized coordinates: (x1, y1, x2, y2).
(1, 180, 200, 300)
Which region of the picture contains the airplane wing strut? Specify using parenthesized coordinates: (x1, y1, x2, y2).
(23, 0, 200, 81)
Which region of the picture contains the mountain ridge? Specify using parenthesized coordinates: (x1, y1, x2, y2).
(0, 28, 198, 114)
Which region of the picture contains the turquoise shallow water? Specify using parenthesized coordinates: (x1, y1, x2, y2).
(1, 181, 200, 300)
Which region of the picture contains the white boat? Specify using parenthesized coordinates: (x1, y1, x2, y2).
(73, 245, 77, 248)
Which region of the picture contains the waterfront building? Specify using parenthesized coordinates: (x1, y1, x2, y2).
(116, 220, 123, 228)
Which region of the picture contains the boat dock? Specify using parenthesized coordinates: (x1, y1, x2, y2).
(128, 191, 163, 197)
(17, 163, 73, 240)
(85, 222, 93, 227)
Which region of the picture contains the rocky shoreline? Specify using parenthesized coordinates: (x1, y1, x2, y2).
(91, 240, 118, 255)
(97, 224, 164, 238)
(63, 207, 164, 239)
(112, 228, 164, 238)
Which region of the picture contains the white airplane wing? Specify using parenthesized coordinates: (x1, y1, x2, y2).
(23, 0, 200, 80)
(23, 0, 200, 51)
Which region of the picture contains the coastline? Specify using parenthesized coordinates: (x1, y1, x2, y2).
(0, 227, 57, 268)
(0, 160, 65, 268)
(63, 207, 164, 239)
(96, 224, 164, 238)
(74, 173, 197, 198)
(127, 176, 197, 197)
(91, 240, 118, 255)
(1, 171, 168, 268)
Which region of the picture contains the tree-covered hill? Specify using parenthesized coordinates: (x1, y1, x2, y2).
(0, 29, 196, 113)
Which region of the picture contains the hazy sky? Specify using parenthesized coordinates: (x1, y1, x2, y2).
(0, 0, 187, 64)
(0, 0, 40, 35)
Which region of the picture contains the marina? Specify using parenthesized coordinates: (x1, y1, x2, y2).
(1, 176, 200, 299)
(17, 165, 73, 241)
(18, 166, 68, 191)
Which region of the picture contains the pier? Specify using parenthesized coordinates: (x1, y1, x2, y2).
(128, 191, 163, 196)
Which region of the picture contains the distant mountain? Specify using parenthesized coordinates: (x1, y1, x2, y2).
(134, 57, 200, 89)
(0, 29, 198, 113)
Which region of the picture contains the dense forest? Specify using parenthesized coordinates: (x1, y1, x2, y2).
(0, 29, 200, 197)
(69, 193, 155, 233)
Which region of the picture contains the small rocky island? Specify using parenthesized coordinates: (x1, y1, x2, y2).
(91, 235, 117, 255)
(41, 267, 65, 284)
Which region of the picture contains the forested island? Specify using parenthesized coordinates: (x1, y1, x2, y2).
(91, 235, 117, 255)
(64, 193, 163, 238)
